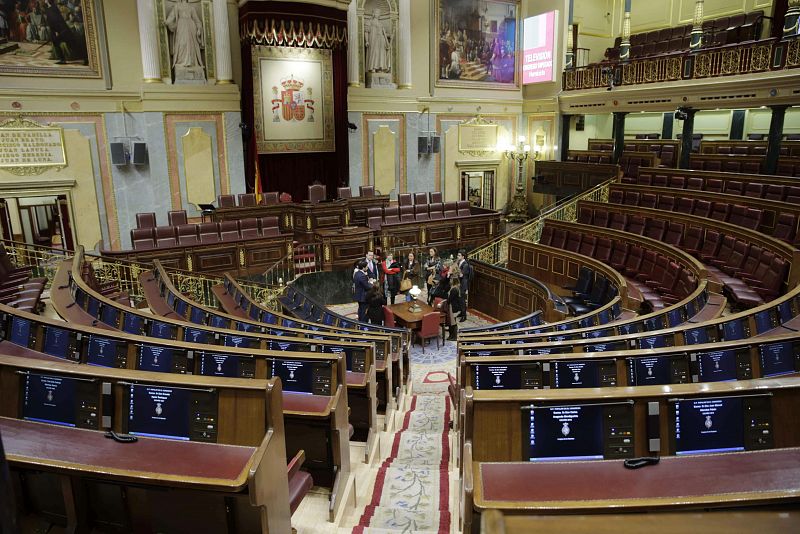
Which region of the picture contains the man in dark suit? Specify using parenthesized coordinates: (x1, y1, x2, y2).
(353, 259, 374, 323)
(456, 249, 472, 322)
(365, 250, 378, 280)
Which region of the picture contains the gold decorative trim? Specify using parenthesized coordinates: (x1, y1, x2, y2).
(144, 78, 164, 83)
(458, 116, 500, 156)
(242, 19, 348, 49)
(239, 248, 246, 267)
(306, 216, 312, 230)
(0, 117, 67, 176)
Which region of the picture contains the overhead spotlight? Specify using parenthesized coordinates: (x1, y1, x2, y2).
(347, 122, 358, 131)
(674, 107, 690, 121)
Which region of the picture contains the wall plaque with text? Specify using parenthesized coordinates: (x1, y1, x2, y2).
(0, 119, 66, 175)
(459, 123, 499, 153)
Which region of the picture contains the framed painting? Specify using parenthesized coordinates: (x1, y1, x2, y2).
(0, 0, 104, 78)
(435, 0, 520, 90)
(252, 45, 335, 154)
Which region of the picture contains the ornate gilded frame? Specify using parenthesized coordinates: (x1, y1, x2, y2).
(0, 0, 103, 79)
(434, 0, 521, 90)
(251, 45, 335, 154)
(0, 117, 67, 176)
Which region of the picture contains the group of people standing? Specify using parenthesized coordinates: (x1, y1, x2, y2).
(352, 247, 472, 342)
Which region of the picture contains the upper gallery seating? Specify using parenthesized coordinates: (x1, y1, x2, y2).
(131, 212, 282, 250)
(565, 150, 658, 178)
(586, 139, 680, 168)
(602, 11, 764, 61)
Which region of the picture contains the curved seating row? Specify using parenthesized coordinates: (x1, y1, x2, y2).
(579, 200, 796, 309)
(37, 258, 355, 518)
(0, 357, 294, 533)
(367, 200, 472, 229)
(608, 183, 800, 242)
(587, 139, 680, 168)
(540, 220, 703, 312)
(699, 139, 800, 158)
(689, 153, 800, 177)
(566, 150, 657, 178)
(632, 166, 800, 197)
(0, 244, 46, 313)
(132, 217, 283, 250)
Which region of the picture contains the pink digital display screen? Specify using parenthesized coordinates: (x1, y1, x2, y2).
(522, 11, 558, 84)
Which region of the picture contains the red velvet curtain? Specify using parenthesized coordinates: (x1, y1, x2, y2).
(240, 2, 349, 203)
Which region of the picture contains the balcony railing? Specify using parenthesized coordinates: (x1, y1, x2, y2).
(563, 37, 800, 91)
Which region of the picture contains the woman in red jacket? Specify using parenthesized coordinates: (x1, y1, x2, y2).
(382, 251, 402, 304)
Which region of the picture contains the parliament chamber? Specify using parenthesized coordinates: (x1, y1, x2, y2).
(1, 1, 800, 533)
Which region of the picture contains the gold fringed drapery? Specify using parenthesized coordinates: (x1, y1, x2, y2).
(242, 19, 348, 49)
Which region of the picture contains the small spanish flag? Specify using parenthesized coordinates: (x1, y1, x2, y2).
(254, 158, 263, 204)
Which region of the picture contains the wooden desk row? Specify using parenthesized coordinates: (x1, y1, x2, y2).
(533, 161, 621, 197)
(459, 332, 800, 391)
(1, 375, 291, 533)
(100, 233, 293, 277)
(610, 182, 800, 237)
(459, 376, 800, 530)
(58, 255, 384, 467)
(211, 195, 391, 238)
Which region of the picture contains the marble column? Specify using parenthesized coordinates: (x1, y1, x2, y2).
(347, 0, 361, 87)
(678, 108, 697, 169)
(689, 0, 704, 51)
(765, 105, 788, 175)
(213, 0, 233, 84)
(612, 112, 627, 164)
(398, 0, 412, 88)
(136, 0, 162, 83)
(619, 0, 631, 62)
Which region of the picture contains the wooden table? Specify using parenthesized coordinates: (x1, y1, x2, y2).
(388, 301, 435, 331)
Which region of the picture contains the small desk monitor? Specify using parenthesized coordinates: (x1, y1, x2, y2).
(618, 322, 640, 335)
(137, 345, 188, 374)
(270, 359, 331, 395)
(667, 308, 686, 328)
(8, 316, 33, 348)
(183, 327, 211, 345)
(597, 308, 611, 324)
(197, 203, 215, 212)
(720, 318, 747, 341)
(583, 340, 627, 352)
(472, 362, 542, 390)
(86, 296, 100, 318)
(125, 383, 218, 442)
(684, 326, 710, 345)
(122, 313, 145, 335)
(100, 305, 121, 328)
(86, 335, 127, 368)
(198, 353, 255, 378)
(222, 334, 258, 349)
(148, 320, 176, 340)
(189, 306, 207, 325)
(209, 315, 229, 329)
(236, 321, 259, 333)
(248, 305, 262, 321)
(174, 298, 188, 318)
(753, 309, 779, 335)
(759, 341, 800, 377)
(643, 315, 665, 331)
(637, 334, 670, 350)
(552, 359, 616, 388)
(669, 395, 774, 455)
(42, 325, 76, 361)
(777, 299, 797, 324)
(21, 372, 100, 429)
(626, 355, 690, 385)
(523, 402, 634, 461)
(697, 348, 751, 382)
(584, 328, 613, 339)
(525, 346, 571, 355)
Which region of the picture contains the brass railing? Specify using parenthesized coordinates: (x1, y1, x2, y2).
(161, 262, 284, 312)
(469, 178, 614, 266)
(564, 37, 799, 91)
(2, 239, 69, 289)
(83, 253, 152, 305)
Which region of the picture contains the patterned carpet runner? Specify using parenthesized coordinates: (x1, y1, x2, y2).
(354, 394, 451, 534)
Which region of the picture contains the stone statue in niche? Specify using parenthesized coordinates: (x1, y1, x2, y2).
(364, 6, 394, 88)
(164, 0, 206, 83)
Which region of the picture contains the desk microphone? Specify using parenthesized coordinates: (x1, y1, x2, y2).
(623, 457, 660, 469)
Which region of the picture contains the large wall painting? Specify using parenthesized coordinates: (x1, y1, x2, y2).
(435, 0, 520, 90)
(0, 0, 103, 78)
(252, 45, 335, 153)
